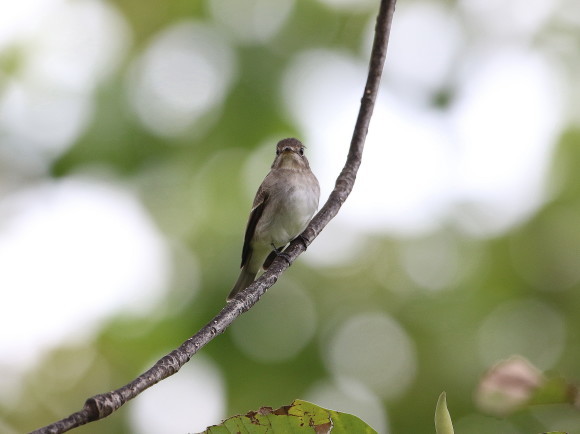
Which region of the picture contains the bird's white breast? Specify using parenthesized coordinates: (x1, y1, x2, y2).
(256, 169, 319, 247)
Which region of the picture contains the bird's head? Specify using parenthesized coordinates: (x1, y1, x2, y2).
(272, 138, 310, 170)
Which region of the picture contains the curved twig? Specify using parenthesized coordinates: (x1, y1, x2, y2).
(31, 1, 397, 432)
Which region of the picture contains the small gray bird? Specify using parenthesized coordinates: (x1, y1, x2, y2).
(227, 138, 320, 301)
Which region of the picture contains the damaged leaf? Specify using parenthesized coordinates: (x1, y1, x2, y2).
(200, 399, 376, 433)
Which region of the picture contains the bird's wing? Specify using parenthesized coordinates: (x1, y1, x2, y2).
(241, 186, 269, 268)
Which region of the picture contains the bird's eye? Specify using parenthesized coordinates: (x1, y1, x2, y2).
(299, 147, 304, 156)
(276, 149, 281, 156)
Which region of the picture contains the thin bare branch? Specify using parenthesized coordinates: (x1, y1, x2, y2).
(31, 1, 397, 432)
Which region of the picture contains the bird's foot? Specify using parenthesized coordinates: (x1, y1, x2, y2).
(295, 234, 310, 250)
(270, 243, 292, 266)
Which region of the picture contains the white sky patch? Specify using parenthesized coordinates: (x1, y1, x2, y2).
(282, 50, 454, 236)
(17, 0, 129, 92)
(282, 40, 565, 250)
(0, 178, 171, 368)
(345, 100, 454, 234)
(459, 0, 557, 39)
(381, 2, 462, 97)
(0, 0, 58, 50)
(0, 0, 129, 160)
(451, 47, 565, 235)
(282, 49, 364, 204)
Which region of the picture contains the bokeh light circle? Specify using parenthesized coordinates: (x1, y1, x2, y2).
(324, 312, 417, 399)
(0, 177, 171, 366)
(127, 21, 236, 137)
(478, 299, 566, 369)
(208, 0, 295, 43)
(230, 281, 317, 363)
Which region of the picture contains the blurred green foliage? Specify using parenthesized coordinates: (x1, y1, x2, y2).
(2, 1, 580, 434)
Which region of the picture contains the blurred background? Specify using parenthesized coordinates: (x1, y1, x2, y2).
(1, 0, 580, 432)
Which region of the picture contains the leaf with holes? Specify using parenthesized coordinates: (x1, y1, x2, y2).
(200, 399, 376, 433)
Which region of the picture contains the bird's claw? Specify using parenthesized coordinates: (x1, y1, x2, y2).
(278, 252, 292, 265)
(296, 234, 310, 250)
(269, 243, 292, 265)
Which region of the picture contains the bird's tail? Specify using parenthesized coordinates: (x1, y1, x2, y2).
(227, 267, 257, 301)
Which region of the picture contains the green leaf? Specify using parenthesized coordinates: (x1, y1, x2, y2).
(435, 392, 454, 434)
(530, 376, 574, 406)
(200, 399, 377, 433)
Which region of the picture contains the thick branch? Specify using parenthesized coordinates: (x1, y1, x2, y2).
(31, 1, 396, 433)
